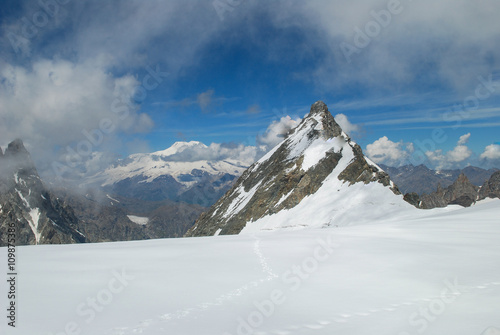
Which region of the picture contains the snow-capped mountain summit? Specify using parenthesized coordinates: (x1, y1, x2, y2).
(97, 141, 247, 186)
(152, 140, 208, 157)
(87, 141, 249, 205)
(186, 101, 413, 237)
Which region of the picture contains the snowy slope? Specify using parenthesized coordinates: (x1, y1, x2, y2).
(1, 199, 499, 335)
(126, 215, 149, 225)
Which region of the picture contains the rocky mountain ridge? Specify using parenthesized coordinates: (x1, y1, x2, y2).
(404, 171, 500, 209)
(478, 170, 500, 200)
(186, 101, 407, 237)
(0, 139, 85, 246)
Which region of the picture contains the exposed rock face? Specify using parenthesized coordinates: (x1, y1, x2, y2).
(0, 139, 86, 246)
(478, 171, 500, 200)
(186, 101, 401, 237)
(145, 202, 205, 238)
(414, 173, 480, 209)
(52, 190, 205, 241)
(445, 173, 480, 206)
(403, 192, 421, 208)
(51, 189, 150, 242)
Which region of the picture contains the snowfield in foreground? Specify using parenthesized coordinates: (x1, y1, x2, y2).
(1, 199, 500, 335)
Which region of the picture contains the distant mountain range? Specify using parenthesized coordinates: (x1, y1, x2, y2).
(85, 141, 247, 206)
(2, 103, 499, 245)
(379, 164, 498, 195)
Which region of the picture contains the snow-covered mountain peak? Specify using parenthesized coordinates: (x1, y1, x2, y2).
(152, 141, 208, 157)
(186, 101, 405, 237)
(82, 140, 249, 205)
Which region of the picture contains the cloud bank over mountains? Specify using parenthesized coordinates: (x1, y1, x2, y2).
(1, 0, 499, 175)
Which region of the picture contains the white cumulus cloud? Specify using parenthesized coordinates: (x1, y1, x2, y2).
(457, 133, 471, 145)
(425, 133, 472, 169)
(257, 116, 301, 151)
(0, 57, 157, 177)
(334, 113, 359, 135)
(152, 115, 302, 167)
(365, 136, 413, 166)
(480, 144, 500, 160)
(159, 142, 258, 166)
(0, 58, 153, 150)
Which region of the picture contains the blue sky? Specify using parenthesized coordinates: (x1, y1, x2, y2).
(1, 0, 500, 178)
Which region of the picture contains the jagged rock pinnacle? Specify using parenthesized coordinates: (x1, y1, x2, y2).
(309, 100, 328, 115)
(5, 139, 29, 157)
(418, 172, 479, 208)
(478, 170, 500, 200)
(0, 138, 87, 246)
(289, 100, 343, 141)
(1, 139, 35, 175)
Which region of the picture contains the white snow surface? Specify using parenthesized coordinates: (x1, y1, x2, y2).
(27, 208, 41, 244)
(1, 199, 499, 335)
(106, 194, 120, 203)
(301, 137, 345, 171)
(126, 215, 149, 225)
(89, 141, 248, 187)
(286, 115, 322, 161)
(13, 188, 42, 244)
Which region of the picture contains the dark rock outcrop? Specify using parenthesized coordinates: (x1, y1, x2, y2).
(145, 202, 204, 238)
(413, 173, 480, 209)
(478, 171, 500, 200)
(52, 190, 204, 241)
(403, 192, 421, 208)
